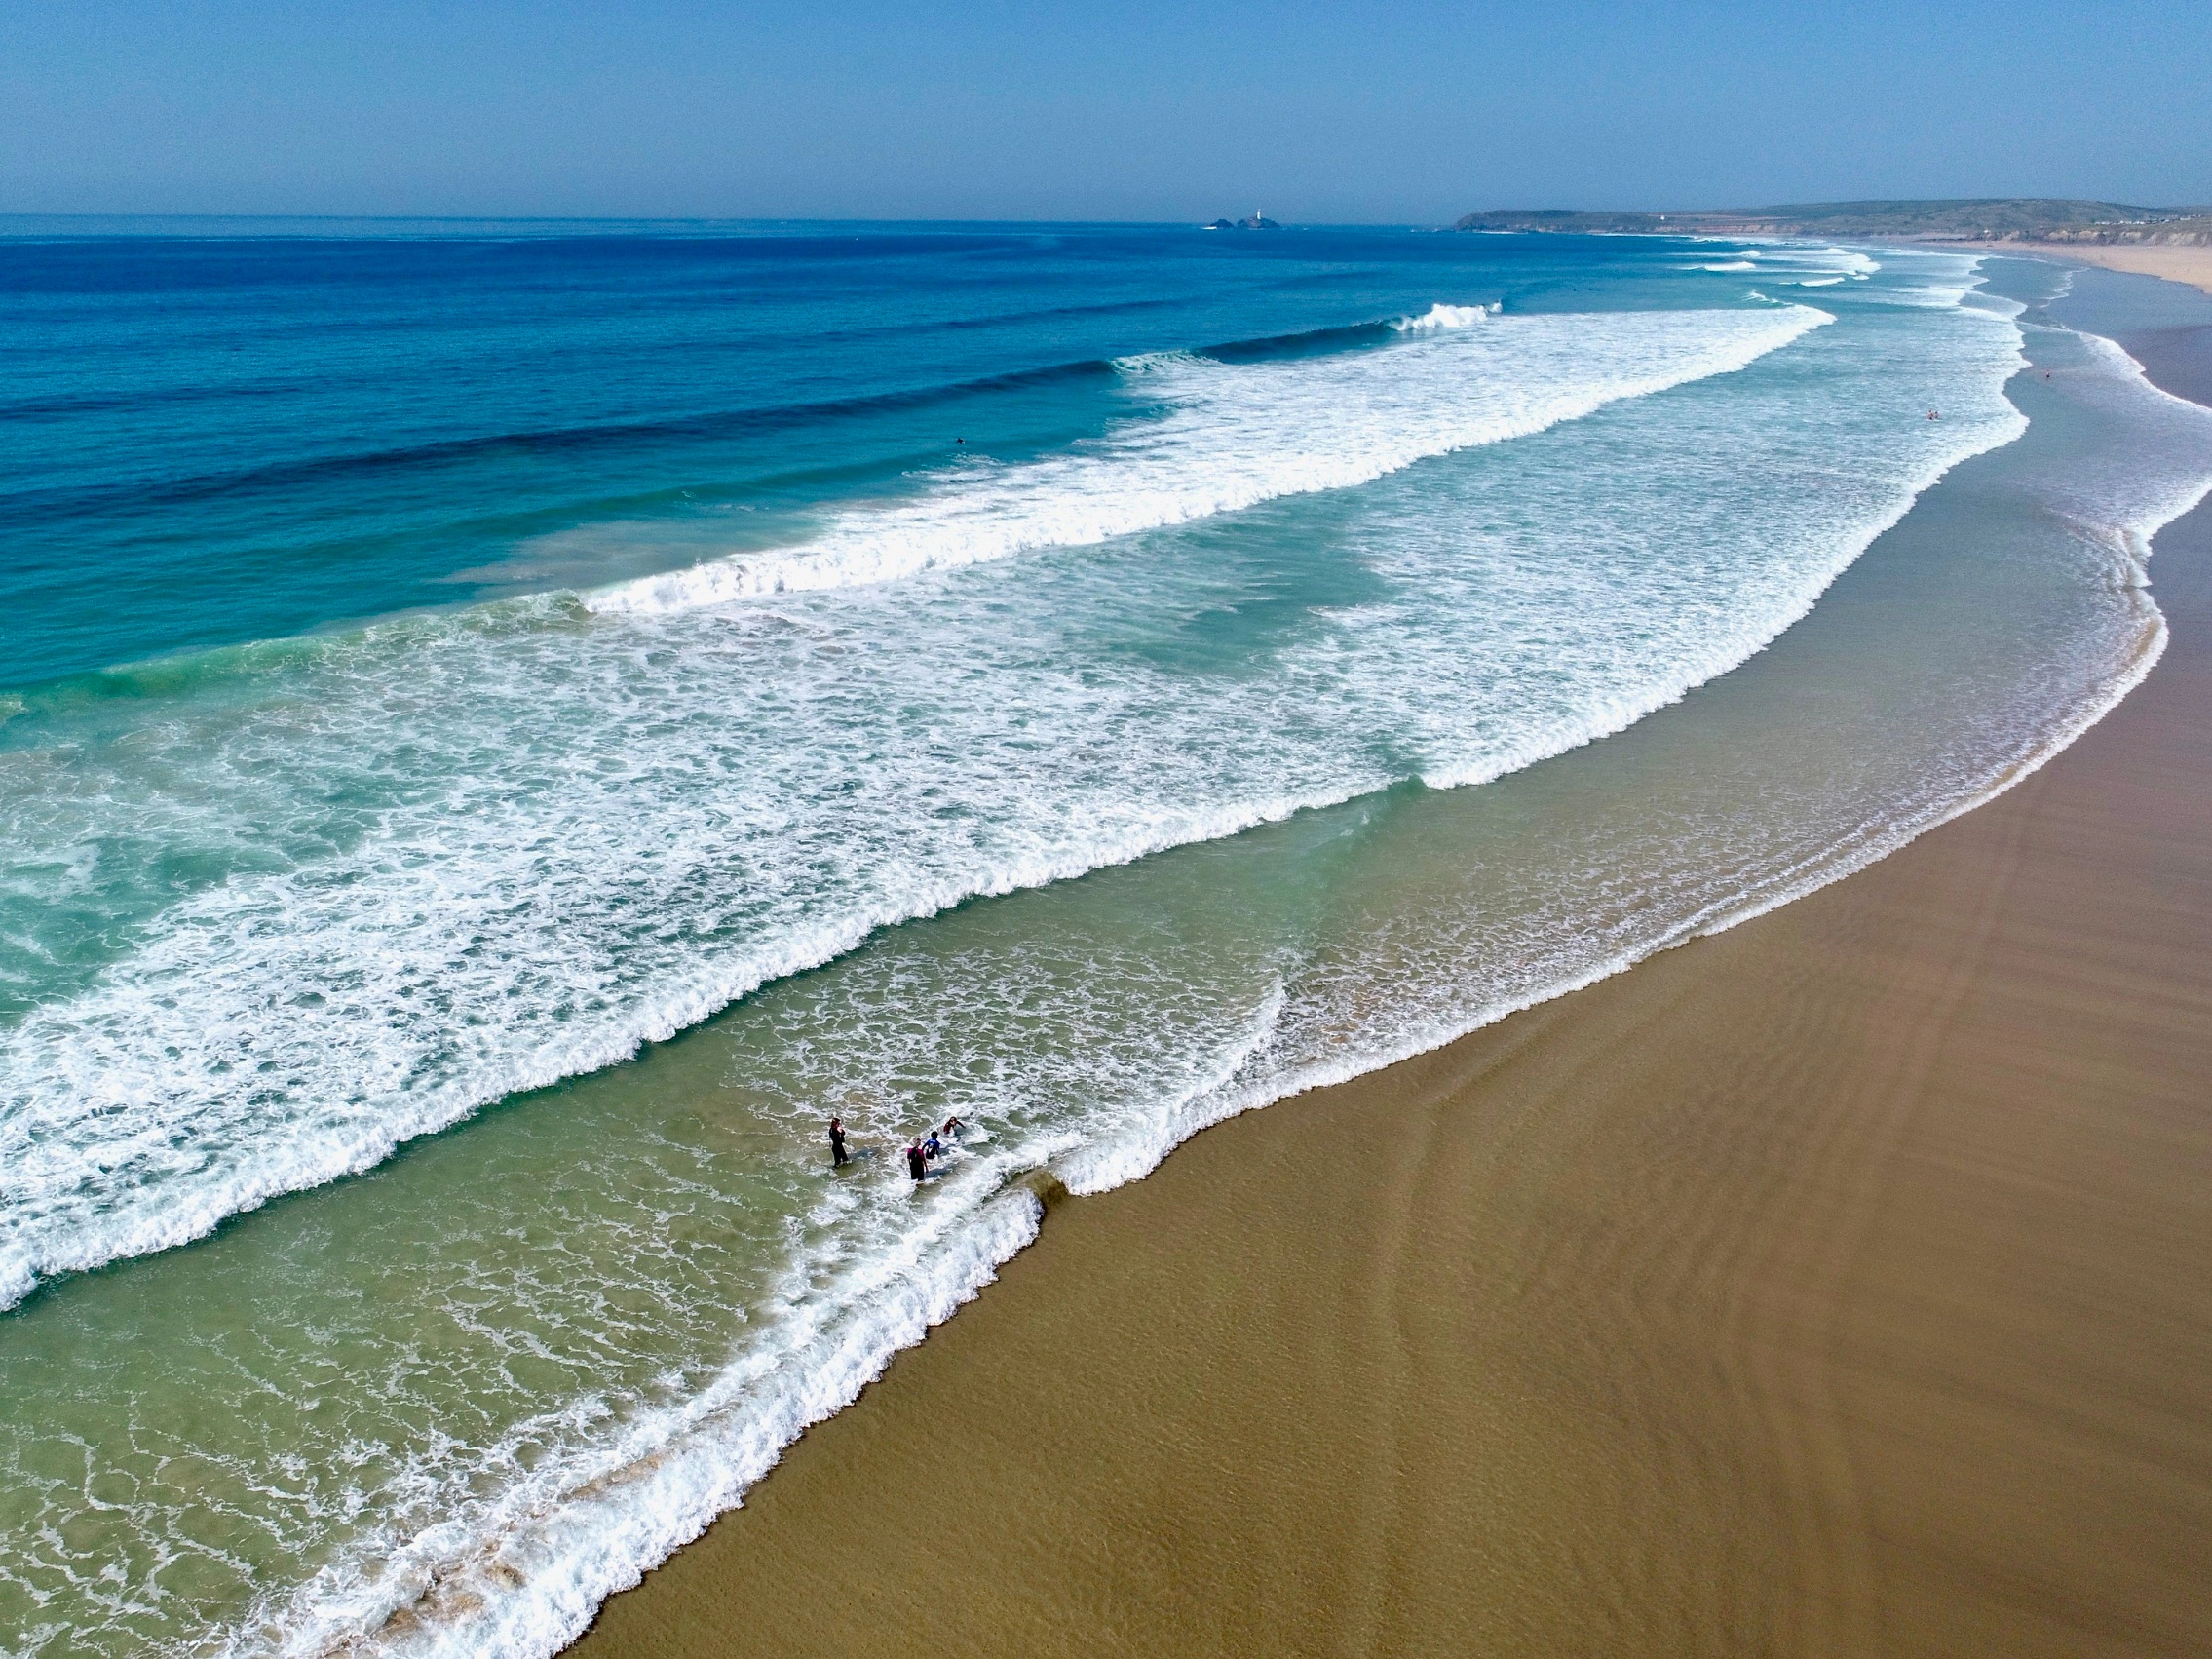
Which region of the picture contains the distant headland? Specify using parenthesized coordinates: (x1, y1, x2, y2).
(1453, 198, 2212, 247)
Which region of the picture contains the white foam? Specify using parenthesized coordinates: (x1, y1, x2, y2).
(250, 1185, 1048, 1659)
(227, 308, 2212, 1659)
(1748, 243, 1884, 278)
(1389, 300, 1498, 329)
(2044, 328, 2212, 572)
(23, 297, 2046, 1339)
(27, 258, 2172, 1659)
(581, 306, 1829, 617)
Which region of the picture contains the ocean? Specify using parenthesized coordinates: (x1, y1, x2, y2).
(3, 220, 2209, 1658)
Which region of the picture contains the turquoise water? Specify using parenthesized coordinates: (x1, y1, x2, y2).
(3, 226, 2210, 1657)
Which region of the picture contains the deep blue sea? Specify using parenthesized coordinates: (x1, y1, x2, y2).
(4, 220, 2210, 1658)
(5, 219, 1783, 684)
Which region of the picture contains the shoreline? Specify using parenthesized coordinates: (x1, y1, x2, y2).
(571, 276, 2212, 1657)
(2018, 241, 2212, 296)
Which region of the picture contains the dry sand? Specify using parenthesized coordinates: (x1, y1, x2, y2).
(2028, 243, 2212, 297)
(574, 326, 2212, 1659)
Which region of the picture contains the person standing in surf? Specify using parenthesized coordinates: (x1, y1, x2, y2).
(828, 1117, 848, 1168)
(906, 1139, 929, 1182)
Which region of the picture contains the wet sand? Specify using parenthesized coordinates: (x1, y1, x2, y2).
(574, 317, 2212, 1658)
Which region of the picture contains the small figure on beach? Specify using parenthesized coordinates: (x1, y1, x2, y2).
(907, 1139, 928, 1182)
(828, 1117, 848, 1168)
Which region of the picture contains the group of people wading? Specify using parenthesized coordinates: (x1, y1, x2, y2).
(826, 1114, 965, 1182)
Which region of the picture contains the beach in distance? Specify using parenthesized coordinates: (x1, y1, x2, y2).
(5, 227, 2212, 1659)
(2030, 243, 2212, 295)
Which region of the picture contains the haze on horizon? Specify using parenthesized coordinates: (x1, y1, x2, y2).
(3, 0, 2208, 224)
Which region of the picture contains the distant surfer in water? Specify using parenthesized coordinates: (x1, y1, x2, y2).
(907, 1140, 928, 1181)
(828, 1117, 848, 1168)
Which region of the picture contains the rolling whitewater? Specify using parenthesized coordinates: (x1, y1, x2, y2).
(3, 221, 2211, 1658)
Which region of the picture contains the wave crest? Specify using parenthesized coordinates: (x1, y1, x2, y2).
(1389, 300, 1499, 330)
(584, 305, 1828, 618)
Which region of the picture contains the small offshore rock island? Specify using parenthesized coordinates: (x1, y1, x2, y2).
(1207, 210, 1280, 229)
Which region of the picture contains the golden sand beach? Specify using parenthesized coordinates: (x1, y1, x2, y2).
(573, 302, 2212, 1659)
(2029, 243, 2212, 297)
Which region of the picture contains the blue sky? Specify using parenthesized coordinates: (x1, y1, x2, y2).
(4, 0, 2208, 221)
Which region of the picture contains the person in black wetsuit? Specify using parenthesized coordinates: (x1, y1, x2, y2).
(828, 1117, 848, 1168)
(907, 1140, 928, 1182)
